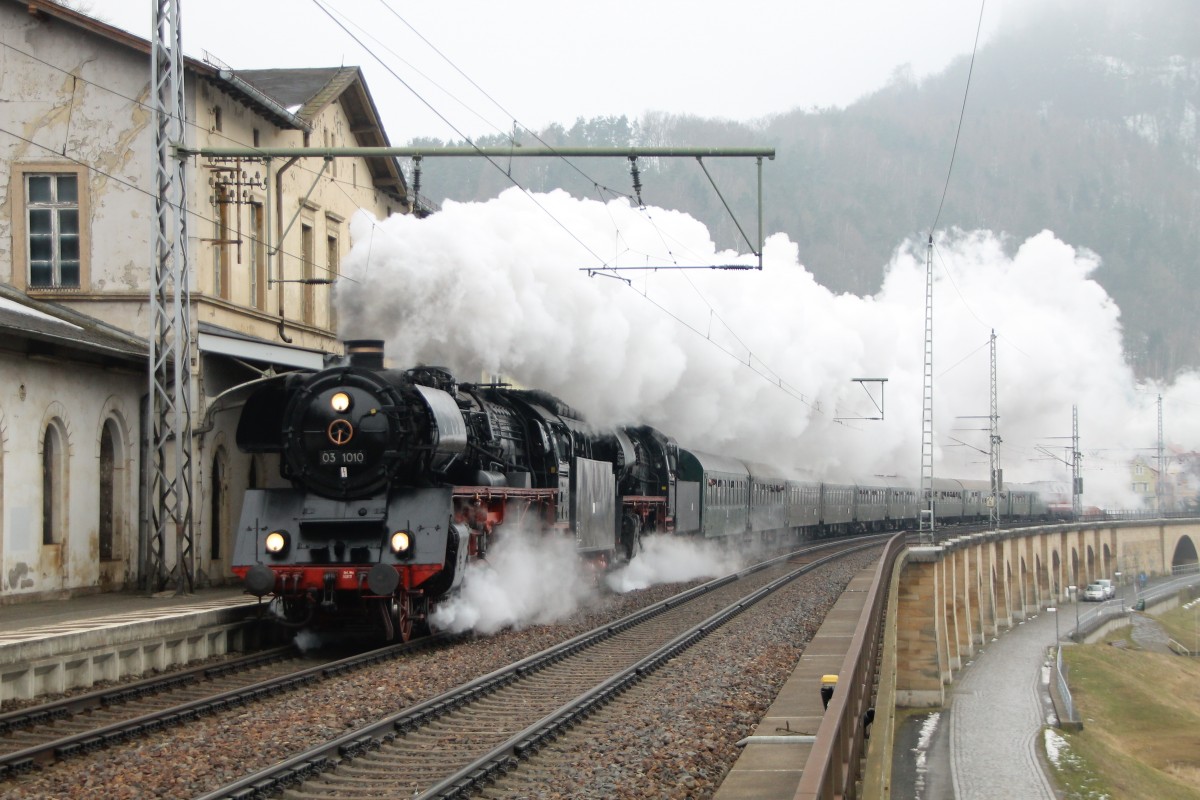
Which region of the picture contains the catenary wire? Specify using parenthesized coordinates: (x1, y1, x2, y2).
(930, 0, 986, 235)
(314, 0, 827, 410)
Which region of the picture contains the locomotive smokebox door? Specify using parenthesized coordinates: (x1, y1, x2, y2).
(571, 457, 617, 553)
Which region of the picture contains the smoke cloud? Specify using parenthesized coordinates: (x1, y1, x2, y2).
(429, 525, 596, 634)
(428, 529, 739, 636)
(338, 188, 1200, 509)
(605, 534, 735, 593)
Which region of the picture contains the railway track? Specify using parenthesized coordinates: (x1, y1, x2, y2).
(196, 537, 884, 800)
(0, 635, 451, 777)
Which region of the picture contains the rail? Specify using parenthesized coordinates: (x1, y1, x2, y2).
(193, 540, 876, 800)
(794, 532, 905, 800)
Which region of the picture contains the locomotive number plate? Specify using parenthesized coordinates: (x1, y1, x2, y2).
(320, 450, 365, 465)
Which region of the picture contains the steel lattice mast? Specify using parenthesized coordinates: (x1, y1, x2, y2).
(919, 235, 935, 543)
(148, 0, 194, 593)
(1072, 405, 1082, 519)
(988, 329, 1001, 530)
(1157, 393, 1165, 513)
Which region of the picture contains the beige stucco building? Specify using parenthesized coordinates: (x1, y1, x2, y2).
(0, 0, 411, 599)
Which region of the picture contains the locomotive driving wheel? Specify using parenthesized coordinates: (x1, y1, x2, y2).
(391, 594, 415, 642)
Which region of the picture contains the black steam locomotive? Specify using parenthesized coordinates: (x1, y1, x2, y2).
(231, 340, 685, 640)
(232, 339, 1047, 641)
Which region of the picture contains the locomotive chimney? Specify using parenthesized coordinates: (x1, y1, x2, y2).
(345, 339, 385, 369)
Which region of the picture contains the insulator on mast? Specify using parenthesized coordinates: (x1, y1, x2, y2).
(628, 156, 644, 207)
(411, 156, 422, 209)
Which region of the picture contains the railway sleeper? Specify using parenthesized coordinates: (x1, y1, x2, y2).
(105, 728, 134, 746)
(106, 674, 194, 705)
(250, 777, 282, 796)
(54, 742, 82, 759)
(337, 734, 380, 758)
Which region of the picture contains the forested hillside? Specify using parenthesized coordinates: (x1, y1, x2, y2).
(407, 0, 1200, 380)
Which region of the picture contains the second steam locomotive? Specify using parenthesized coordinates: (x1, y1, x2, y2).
(232, 339, 1047, 641)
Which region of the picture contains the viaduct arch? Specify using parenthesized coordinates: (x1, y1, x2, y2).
(895, 520, 1200, 706)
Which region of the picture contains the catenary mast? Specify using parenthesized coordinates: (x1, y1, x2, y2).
(919, 235, 935, 543)
(988, 330, 1001, 530)
(149, 0, 195, 593)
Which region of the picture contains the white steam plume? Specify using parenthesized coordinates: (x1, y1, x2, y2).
(429, 525, 596, 635)
(605, 534, 736, 593)
(338, 188, 1200, 510)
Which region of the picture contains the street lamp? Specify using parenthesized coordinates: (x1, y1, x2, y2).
(1049, 605, 1059, 645)
(1115, 571, 1123, 612)
(1068, 585, 1079, 641)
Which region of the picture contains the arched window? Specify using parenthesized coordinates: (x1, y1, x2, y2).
(42, 423, 66, 545)
(97, 417, 127, 563)
(99, 424, 114, 559)
(0, 422, 5, 557)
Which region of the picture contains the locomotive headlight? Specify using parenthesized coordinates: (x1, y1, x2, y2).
(390, 530, 412, 554)
(330, 391, 352, 413)
(265, 530, 290, 555)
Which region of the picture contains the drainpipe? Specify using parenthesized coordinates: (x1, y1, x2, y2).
(138, 391, 150, 590)
(273, 156, 300, 343)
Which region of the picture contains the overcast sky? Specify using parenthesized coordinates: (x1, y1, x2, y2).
(95, 0, 1035, 142)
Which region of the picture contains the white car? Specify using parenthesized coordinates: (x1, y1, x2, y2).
(1096, 578, 1115, 599)
(1084, 583, 1106, 602)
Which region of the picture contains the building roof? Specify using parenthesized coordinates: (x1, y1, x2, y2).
(236, 67, 408, 200)
(0, 285, 148, 368)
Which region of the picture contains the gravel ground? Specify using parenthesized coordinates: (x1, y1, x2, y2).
(1, 549, 879, 799)
(479, 549, 880, 800)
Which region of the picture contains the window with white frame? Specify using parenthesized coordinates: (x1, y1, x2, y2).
(26, 173, 80, 288)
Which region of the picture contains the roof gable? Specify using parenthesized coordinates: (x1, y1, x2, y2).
(233, 67, 407, 198)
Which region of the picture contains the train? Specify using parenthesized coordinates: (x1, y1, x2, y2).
(231, 339, 1049, 641)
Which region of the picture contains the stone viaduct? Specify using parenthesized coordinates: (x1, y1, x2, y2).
(894, 519, 1200, 706)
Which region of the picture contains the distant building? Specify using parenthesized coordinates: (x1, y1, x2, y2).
(1165, 450, 1200, 512)
(1129, 455, 1164, 511)
(0, 0, 411, 599)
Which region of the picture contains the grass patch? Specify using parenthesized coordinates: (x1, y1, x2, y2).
(1048, 637, 1200, 799)
(1158, 602, 1200, 653)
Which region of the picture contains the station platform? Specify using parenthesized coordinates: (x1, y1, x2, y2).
(0, 586, 263, 702)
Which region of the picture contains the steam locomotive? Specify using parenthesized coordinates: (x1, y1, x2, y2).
(231, 339, 1047, 641)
